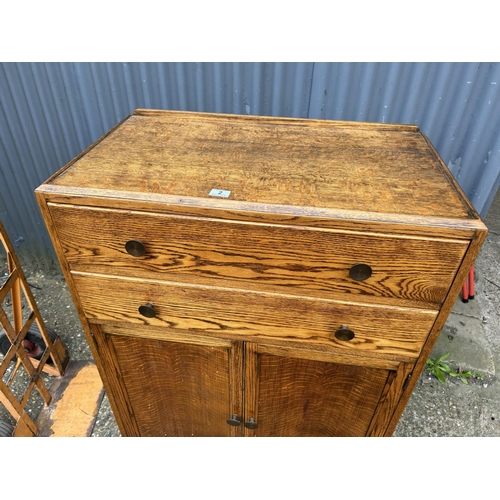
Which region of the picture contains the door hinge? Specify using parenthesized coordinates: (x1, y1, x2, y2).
(402, 374, 412, 392)
(88, 327, 99, 350)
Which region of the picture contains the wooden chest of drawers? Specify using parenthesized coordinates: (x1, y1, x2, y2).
(35, 109, 487, 436)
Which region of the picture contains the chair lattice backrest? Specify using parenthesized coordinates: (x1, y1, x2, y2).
(0, 220, 68, 436)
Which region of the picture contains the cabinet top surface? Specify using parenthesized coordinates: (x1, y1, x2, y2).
(46, 109, 475, 221)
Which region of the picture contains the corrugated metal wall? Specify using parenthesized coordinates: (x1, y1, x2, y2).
(1, 62, 499, 270)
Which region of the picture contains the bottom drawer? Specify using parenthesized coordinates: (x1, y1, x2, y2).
(72, 272, 437, 361)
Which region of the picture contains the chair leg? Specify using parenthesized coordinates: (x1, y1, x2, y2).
(468, 263, 475, 299)
(462, 279, 469, 303)
(461, 262, 475, 303)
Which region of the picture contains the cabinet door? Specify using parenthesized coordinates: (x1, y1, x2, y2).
(243, 343, 410, 437)
(90, 325, 243, 437)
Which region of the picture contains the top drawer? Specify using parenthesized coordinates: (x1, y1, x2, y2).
(48, 203, 467, 304)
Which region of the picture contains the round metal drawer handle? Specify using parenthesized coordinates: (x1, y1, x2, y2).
(139, 303, 156, 318)
(349, 263, 372, 281)
(125, 239, 146, 257)
(335, 325, 355, 341)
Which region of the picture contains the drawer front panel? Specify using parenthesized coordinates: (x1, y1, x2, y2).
(50, 204, 467, 304)
(72, 272, 437, 361)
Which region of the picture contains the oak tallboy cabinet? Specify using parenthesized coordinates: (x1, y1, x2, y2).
(36, 109, 487, 436)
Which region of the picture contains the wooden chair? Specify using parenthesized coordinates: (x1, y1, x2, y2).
(0, 220, 68, 436)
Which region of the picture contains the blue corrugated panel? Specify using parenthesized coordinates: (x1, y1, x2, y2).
(1, 62, 499, 269)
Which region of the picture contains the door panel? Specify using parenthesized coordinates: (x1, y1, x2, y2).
(245, 343, 393, 437)
(93, 325, 242, 437)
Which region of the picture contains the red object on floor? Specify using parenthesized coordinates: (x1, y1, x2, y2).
(462, 263, 475, 303)
(468, 263, 475, 299)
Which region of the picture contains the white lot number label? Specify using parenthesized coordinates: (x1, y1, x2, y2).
(209, 189, 231, 198)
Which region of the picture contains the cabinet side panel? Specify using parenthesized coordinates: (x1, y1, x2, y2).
(366, 362, 414, 436)
(385, 228, 488, 435)
(35, 191, 143, 436)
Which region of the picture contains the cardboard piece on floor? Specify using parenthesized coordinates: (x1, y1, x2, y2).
(36, 360, 104, 437)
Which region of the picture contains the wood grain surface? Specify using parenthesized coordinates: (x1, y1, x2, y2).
(35, 361, 104, 437)
(105, 333, 235, 437)
(49, 203, 467, 304)
(365, 362, 413, 436)
(38, 186, 484, 239)
(72, 272, 436, 361)
(246, 345, 391, 436)
(49, 110, 472, 219)
(35, 109, 489, 437)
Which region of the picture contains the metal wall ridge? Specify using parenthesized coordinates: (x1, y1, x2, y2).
(1, 62, 499, 269)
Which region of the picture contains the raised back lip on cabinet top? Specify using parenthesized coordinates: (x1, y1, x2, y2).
(40, 109, 485, 228)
